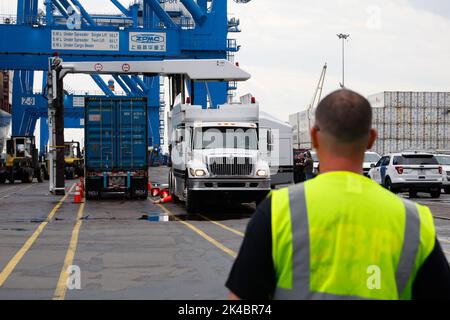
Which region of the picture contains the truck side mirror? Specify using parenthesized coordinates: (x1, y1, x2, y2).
(6, 139, 13, 155)
(175, 129, 185, 144)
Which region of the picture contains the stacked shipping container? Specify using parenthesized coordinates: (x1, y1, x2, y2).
(289, 92, 450, 155)
(368, 92, 450, 155)
(289, 110, 314, 149)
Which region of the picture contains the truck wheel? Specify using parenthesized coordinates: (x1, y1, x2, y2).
(37, 168, 44, 183)
(169, 171, 181, 204)
(22, 171, 33, 183)
(185, 189, 198, 214)
(430, 189, 441, 199)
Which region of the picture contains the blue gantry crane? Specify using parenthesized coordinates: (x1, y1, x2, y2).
(0, 0, 248, 153)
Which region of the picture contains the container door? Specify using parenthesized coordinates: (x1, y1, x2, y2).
(86, 99, 115, 171)
(115, 99, 147, 170)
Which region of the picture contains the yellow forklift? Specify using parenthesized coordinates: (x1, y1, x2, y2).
(64, 141, 84, 179)
(0, 136, 46, 184)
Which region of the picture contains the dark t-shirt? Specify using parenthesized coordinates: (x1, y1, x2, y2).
(226, 198, 450, 300)
(304, 158, 314, 174)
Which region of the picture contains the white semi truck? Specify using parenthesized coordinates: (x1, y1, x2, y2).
(168, 101, 271, 213)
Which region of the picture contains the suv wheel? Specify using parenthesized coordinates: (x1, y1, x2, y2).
(384, 177, 398, 194)
(430, 189, 441, 199)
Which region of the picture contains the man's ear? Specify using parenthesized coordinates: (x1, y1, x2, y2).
(367, 129, 377, 150)
(311, 127, 319, 149)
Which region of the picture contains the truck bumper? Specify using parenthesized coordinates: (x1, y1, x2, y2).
(187, 178, 270, 191)
(85, 174, 148, 199)
(187, 178, 270, 203)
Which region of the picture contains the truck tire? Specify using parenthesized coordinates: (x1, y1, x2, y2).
(185, 189, 198, 214)
(22, 170, 33, 183)
(168, 170, 181, 204)
(36, 168, 44, 183)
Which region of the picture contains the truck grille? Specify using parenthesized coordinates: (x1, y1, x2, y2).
(208, 157, 253, 176)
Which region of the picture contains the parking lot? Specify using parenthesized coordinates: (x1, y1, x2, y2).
(0, 166, 449, 300)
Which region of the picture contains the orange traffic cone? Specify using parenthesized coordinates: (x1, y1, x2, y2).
(74, 184, 82, 204)
(160, 195, 173, 203)
(79, 184, 84, 198)
(153, 194, 173, 204)
(151, 187, 160, 197)
(160, 189, 170, 199)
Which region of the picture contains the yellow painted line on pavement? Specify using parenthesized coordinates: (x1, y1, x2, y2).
(156, 204, 237, 259)
(53, 202, 85, 300)
(197, 214, 244, 237)
(0, 184, 76, 287)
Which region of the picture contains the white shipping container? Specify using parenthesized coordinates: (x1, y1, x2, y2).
(289, 110, 314, 148)
(369, 92, 450, 155)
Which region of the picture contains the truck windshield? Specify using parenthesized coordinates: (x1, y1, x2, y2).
(193, 127, 258, 150)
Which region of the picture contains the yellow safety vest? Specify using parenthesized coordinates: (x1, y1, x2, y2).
(271, 171, 436, 300)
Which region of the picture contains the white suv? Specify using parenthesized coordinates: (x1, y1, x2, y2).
(434, 154, 450, 194)
(363, 152, 381, 177)
(368, 152, 443, 198)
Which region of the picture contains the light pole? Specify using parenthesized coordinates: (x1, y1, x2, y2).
(337, 33, 350, 88)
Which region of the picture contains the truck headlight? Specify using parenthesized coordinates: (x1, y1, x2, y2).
(190, 168, 207, 177)
(256, 169, 268, 177)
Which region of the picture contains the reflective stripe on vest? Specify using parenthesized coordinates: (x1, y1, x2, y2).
(273, 183, 421, 300)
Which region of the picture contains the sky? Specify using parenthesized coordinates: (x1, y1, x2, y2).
(1, 0, 450, 144)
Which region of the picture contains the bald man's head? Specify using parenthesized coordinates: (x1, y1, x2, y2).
(315, 89, 372, 143)
(311, 89, 377, 172)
